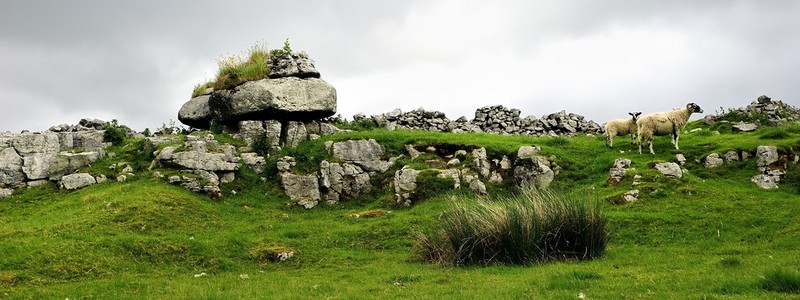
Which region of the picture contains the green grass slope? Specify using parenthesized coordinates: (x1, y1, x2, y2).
(1, 121, 799, 299)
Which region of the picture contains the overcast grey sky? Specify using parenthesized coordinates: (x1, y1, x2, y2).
(1, 0, 799, 132)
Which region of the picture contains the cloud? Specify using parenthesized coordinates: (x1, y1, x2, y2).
(1, 0, 798, 133)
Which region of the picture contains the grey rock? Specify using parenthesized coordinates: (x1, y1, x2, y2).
(264, 120, 283, 152)
(654, 162, 683, 178)
(78, 118, 106, 130)
(405, 144, 422, 158)
(621, 190, 639, 203)
(472, 148, 491, 178)
(489, 171, 503, 184)
(233, 120, 266, 146)
(751, 174, 778, 189)
(468, 178, 487, 195)
(732, 122, 757, 132)
(209, 77, 336, 124)
(241, 153, 266, 173)
(513, 156, 554, 189)
(48, 151, 101, 180)
(319, 161, 371, 204)
(675, 154, 687, 165)
(0, 147, 25, 188)
(269, 52, 320, 79)
(723, 150, 740, 162)
(517, 145, 541, 159)
(61, 173, 97, 190)
(283, 121, 308, 148)
(332, 139, 385, 162)
(351, 160, 394, 173)
(438, 169, 461, 188)
(220, 172, 235, 184)
(168, 175, 182, 183)
(170, 151, 239, 171)
(756, 146, 779, 172)
(608, 158, 631, 184)
(280, 172, 320, 209)
(0, 188, 12, 198)
(304, 121, 344, 136)
(394, 167, 419, 207)
(178, 95, 212, 129)
(26, 179, 49, 187)
(72, 131, 106, 152)
(499, 156, 512, 170)
(277, 156, 296, 173)
(703, 153, 724, 168)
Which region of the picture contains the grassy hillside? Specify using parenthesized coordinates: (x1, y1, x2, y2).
(1, 120, 799, 299)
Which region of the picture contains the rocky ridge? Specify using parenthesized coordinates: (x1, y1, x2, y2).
(277, 139, 558, 209)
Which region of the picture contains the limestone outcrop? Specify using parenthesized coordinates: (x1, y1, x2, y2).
(0, 120, 108, 190)
(276, 139, 560, 209)
(151, 134, 243, 198)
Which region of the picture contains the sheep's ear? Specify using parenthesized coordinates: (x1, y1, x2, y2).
(635, 112, 642, 116)
(628, 112, 634, 116)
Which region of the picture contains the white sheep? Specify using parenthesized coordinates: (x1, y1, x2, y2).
(605, 112, 642, 148)
(637, 102, 704, 154)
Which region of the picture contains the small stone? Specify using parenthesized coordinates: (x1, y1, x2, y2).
(675, 154, 687, 165)
(732, 122, 758, 132)
(703, 153, 724, 168)
(751, 174, 778, 189)
(654, 162, 683, 178)
(622, 190, 639, 203)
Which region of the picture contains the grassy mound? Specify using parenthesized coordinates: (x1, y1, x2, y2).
(2, 119, 800, 298)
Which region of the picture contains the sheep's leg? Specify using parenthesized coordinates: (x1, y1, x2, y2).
(630, 133, 636, 145)
(606, 134, 612, 148)
(638, 136, 643, 154)
(674, 133, 680, 150)
(649, 139, 655, 154)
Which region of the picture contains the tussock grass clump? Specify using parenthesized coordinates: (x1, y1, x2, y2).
(415, 187, 607, 266)
(761, 268, 800, 293)
(192, 41, 276, 97)
(759, 128, 791, 140)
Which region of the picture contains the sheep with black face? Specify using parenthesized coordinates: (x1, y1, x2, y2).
(605, 112, 642, 148)
(637, 102, 703, 154)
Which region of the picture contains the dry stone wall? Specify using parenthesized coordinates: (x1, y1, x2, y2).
(364, 105, 603, 137)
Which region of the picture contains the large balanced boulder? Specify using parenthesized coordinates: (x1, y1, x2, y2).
(209, 77, 336, 124)
(178, 95, 212, 129)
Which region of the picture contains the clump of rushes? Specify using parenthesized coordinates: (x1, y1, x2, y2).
(192, 40, 281, 98)
(415, 186, 607, 266)
(761, 268, 800, 293)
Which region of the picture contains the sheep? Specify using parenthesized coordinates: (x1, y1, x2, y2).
(605, 112, 642, 148)
(637, 102, 704, 154)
